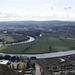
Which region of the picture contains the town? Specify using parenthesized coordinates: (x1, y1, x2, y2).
(0, 21, 75, 75)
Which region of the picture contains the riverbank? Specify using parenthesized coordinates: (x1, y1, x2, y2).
(0, 35, 75, 55)
(0, 36, 35, 47)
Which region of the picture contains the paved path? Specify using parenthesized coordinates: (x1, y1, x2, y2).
(35, 63, 41, 75)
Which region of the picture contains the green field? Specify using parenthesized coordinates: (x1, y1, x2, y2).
(0, 34, 75, 54)
(0, 34, 29, 43)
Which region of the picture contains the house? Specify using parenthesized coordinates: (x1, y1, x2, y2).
(0, 60, 10, 65)
(59, 58, 65, 62)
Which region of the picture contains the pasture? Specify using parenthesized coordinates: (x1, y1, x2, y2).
(0, 34, 75, 54)
(0, 34, 29, 43)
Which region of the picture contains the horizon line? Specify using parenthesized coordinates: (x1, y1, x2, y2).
(0, 20, 75, 22)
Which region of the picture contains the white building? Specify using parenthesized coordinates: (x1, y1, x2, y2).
(59, 58, 65, 62)
(0, 60, 9, 65)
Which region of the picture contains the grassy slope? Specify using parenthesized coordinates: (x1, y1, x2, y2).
(48, 34, 75, 38)
(49, 38, 75, 52)
(0, 42, 33, 53)
(24, 37, 50, 53)
(0, 36, 75, 54)
(0, 34, 29, 43)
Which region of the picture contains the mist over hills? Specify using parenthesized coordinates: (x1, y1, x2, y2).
(0, 20, 75, 26)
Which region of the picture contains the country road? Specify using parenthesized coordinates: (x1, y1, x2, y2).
(35, 63, 41, 75)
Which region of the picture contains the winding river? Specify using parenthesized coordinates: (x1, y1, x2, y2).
(0, 50, 75, 59)
(0, 36, 75, 59)
(0, 36, 35, 47)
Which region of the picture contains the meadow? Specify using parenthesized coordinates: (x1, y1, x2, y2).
(0, 34, 75, 54)
(0, 34, 29, 43)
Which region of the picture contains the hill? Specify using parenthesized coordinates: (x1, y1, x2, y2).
(0, 20, 75, 26)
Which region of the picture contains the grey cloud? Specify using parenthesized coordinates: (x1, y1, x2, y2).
(27, 7, 31, 9)
(0, 12, 2, 14)
(4, 15, 20, 18)
(3, 14, 20, 18)
(64, 6, 72, 10)
(51, 7, 54, 10)
(31, 15, 56, 19)
(68, 7, 72, 9)
(5, 13, 16, 16)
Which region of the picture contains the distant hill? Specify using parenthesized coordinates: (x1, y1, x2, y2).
(0, 20, 75, 26)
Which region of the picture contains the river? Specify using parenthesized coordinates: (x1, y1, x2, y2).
(0, 36, 75, 59)
(0, 50, 75, 59)
(0, 36, 35, 47)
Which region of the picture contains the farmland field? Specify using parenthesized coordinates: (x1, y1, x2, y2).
(0, 34, 75, 54)
(0, 34, 29, 43)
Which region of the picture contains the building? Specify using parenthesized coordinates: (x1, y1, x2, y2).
(0, 60, 9, 65)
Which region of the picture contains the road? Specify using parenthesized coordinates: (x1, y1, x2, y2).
(25, 63, 41, 75)
(35, 63, 41, 75)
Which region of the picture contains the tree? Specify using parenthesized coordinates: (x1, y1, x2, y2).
(20, 56, 24, 61)
(26, 62, 30, 69)
(0, 55, 4, 60)
(32, 63, 35, 70)
(16, 56, 20, 62)
(11, 56, 16, 62)
(4, 55, 11, 60)
(10, 65, 11, 69)
(12, 65, 14, 69)
(17, 64, 19, 70)
(50, 46, 52, 52)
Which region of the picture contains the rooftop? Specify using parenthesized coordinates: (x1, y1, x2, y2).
(0, 60, 9, 65)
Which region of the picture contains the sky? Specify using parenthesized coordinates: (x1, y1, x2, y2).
(0, 0, 75, 21)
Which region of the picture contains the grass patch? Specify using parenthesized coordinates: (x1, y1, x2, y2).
(0, 34, 75, 54)
(0, 34, 29, 43)
(19, 61, 27, 68)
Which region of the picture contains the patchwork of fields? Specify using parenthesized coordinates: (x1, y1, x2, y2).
(0, 34, 75, 54)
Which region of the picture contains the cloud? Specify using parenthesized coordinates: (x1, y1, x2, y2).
(43, 4, 55, 11)
(64, 6, 72, 10)
(0, 6, 75, 21)
(4, 15, 20, 18)
(0, 12, 2, 14)
(51, 7, 54, 10)
(0, 9, 21, 20)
